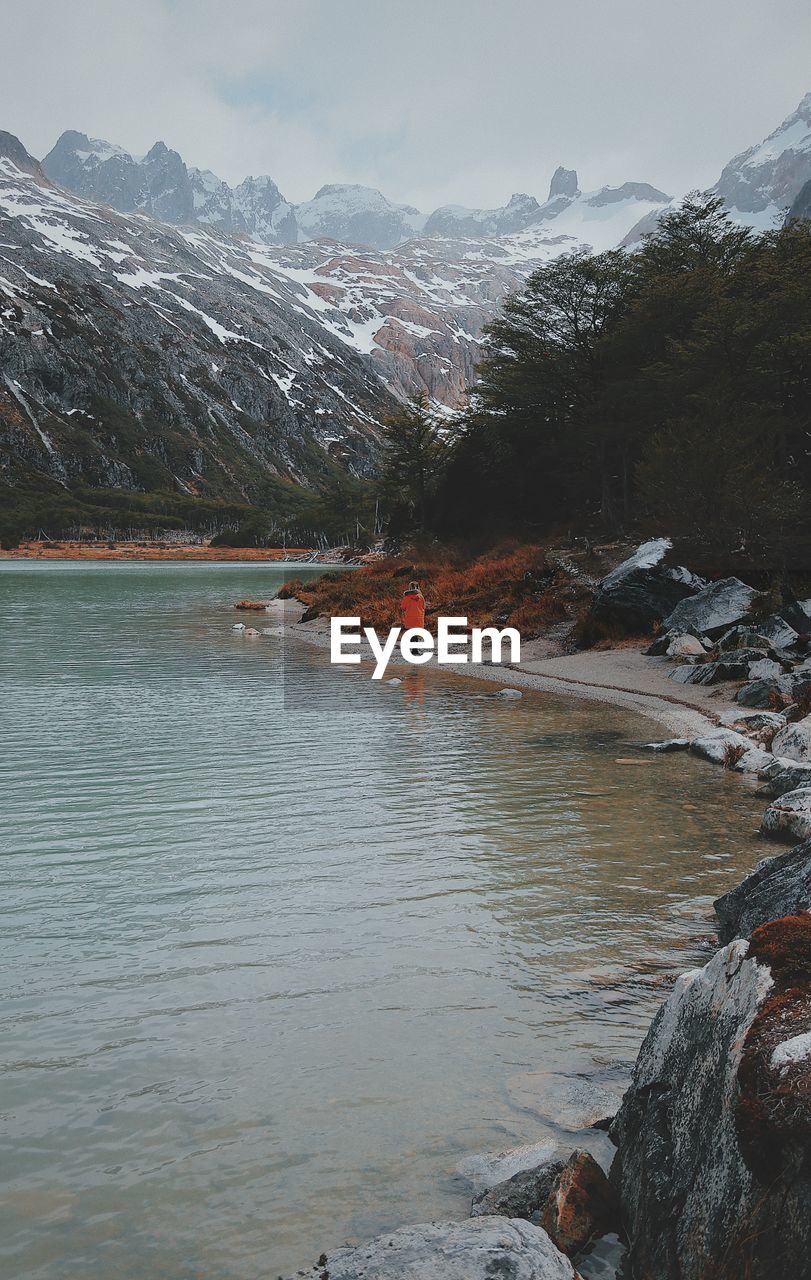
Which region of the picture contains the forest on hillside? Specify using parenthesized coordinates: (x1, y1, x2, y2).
(382, 195, 811, 575)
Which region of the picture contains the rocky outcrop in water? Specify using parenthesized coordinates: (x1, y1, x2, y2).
(470, 1160, 565, 1220)
(714, 841, 811, 943)
(540, 1150, 619, 1259)
(284, 1217, 581, 1280)
(609, 916, 811, 1280)
(760, 786, 811, 842)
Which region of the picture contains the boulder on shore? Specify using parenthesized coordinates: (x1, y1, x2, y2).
(771, 716, 811, 764)
(779, 598, 811, 637)
(689, 728, 755, 765)
(714, 840, 811, 942)
(736, 678, 784, 708)
(719, 709, 786, 738)
(748, 657, 783, 680)
(717, 625, 773, 652)
(670, 655, 756, 685)
(666, 634, 707, 659)
(590, 539, 704, 634)
(471, 1160, 565, 1220)
(662, 576, 757, 638)
(540, 1150, 620, 1258)
(757, 614, 802, 650)
(284, 1217, 581, 1280)
(756, 759, 811, 799)
(760, 785, 811, 842)
(610, 917, 811, 1279)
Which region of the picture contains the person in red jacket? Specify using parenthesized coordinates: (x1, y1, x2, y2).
(401, 580, 426, 630)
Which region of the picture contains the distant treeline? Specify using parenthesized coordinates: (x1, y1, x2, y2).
(382, 195, 811, 574)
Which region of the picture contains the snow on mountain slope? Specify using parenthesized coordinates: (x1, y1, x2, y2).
(295, 184, 426, 249)
(41, 129, 671, 257)
(0, 142, 395, 502)
(624, 91, 811, 243)
(716, 92, 811, 225)
(11, 87, 811, 461)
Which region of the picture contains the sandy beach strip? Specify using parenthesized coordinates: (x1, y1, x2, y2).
(263, 599, 742, 740)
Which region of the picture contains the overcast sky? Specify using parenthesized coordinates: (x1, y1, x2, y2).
(2, 0, 810, 210)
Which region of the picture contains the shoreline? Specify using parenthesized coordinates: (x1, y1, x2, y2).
(266, 599, 739, 741)
(0, 541, 348, 563)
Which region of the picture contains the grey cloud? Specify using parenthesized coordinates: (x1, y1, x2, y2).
(1, 0, 810, 209)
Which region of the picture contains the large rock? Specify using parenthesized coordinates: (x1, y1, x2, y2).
(285, 1217, 581, 1279)
(736, 671, 810, 708)
(540, 1150, 620, 1258)
(458, 1142, 565, 1195)
(667, 661, 724, 685)
(758, 614, 801, 650)
(756, 759, 811, 798)
(609, 917, 811, 1279)
(590, 539, 704, 633)
(779, 598, 811, 637)
(666, 634, 707, 659)
(714, 841, 811, 942)
(719, 709, 786, 738)
(760, 786, 811, 843)
(717, 626, 773, 652)
(662, 577, 757, 638)
(690, 728, 758, 765)
(735, 678, 784, 709)
(471, 1160, 565, 1220)
(748, 657, 783, 680)
(771, 716, 811, 763)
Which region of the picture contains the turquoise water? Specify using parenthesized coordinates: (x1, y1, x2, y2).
(0, 561, 764, 1279)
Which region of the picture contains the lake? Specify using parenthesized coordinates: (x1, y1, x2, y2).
(0, 561, 765, 1279)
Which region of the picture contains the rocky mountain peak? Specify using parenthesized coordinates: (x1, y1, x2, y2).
(0, 130, 47, 181)
(140, 140, 194, 223)
(715, 90, 811, 217)
(548, 166, 579, 199)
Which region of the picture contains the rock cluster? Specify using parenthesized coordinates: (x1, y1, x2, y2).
(590, 538, 705, 633)
(641, 573, 810, 693)
(283, 1217, 582, 1280)
(642, 706, 811, 842)
(609, 916, 811, 1279)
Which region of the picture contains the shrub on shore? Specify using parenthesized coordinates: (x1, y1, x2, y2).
(279, 544, 570, 636)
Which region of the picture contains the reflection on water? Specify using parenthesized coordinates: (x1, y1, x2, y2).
(0, 562, 764, 1279)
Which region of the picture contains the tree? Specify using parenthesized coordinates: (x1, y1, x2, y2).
(378, 392, 449, 532)
(439, 249, 636, 532)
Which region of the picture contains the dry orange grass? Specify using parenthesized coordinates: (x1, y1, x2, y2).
(279, 544, 570, 637)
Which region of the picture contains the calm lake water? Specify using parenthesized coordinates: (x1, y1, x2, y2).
(0, 561, 765, 1279)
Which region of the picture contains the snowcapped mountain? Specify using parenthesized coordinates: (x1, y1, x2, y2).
(623, 91, 811, 244)
(41, 129, 670, 256)
(716, 92, 811, 229)
(295, 184, 426, 249)
(4, 91, 811, 521)
(0, 136, 393, 506)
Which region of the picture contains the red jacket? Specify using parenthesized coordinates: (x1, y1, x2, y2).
(401, 590, 426, 629)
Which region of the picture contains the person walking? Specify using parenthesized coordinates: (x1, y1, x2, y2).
(401, 580, 426, 630)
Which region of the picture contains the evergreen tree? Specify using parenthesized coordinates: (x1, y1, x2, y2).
(378, 392, 449, 532)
